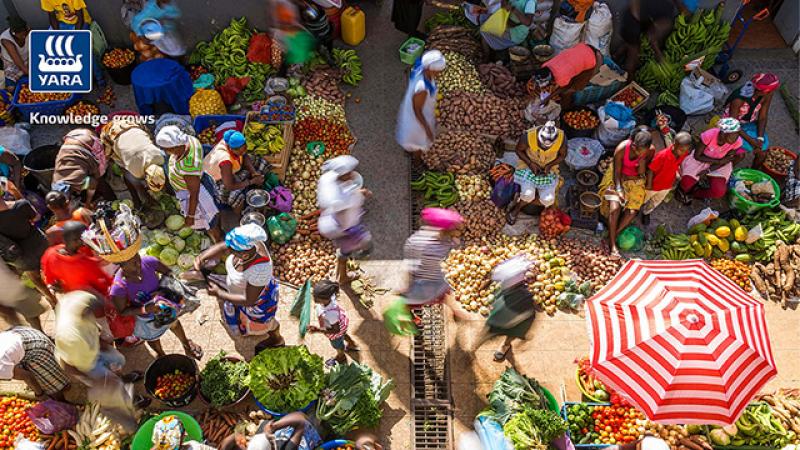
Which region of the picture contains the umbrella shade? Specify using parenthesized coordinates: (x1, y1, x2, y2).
(585, 259, 776, 425)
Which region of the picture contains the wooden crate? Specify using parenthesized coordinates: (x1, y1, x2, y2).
(609, 81, 650, 112)
(244, 111, 294, 181)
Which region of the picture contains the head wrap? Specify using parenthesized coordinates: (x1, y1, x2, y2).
(421, 50, 446, 72)
(64, 128, 96, 149)
(321, 155, 359, 175)
(538, 121, 559, 147)
(151, 415, 184, 450)
(155, 125, 189, 148)
(421, 207, 463, 230)
(247, 434, 273, 450)
(225, 223, 269, 253)
(145, 164, 166, 191)
(223, 130, 246, 149)
(752, 73, 779, 94)
(717, 117, 741, 133)
(640, 437, 671, 450)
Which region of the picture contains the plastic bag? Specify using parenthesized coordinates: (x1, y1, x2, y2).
(565, 137, 604, 170)
(15, 436, 45, 450)
(491, 175, 519, 209)
(617, 226, 644, 252)
(90, 21, 108, 58)
(218, 76, 251, 105)
(583, 2, 612, 55)
(383, 298, 418, 336)
(687, 207, 719, 230)
(267, 213, 297, 244)
(267, 186, 293, 213)
(524, 98, 561, 125)
(290, 279, 312, 337)
(158, 275, 200, 315)
(0, 124, 32, 156)
(680, 74, 715, 115)
(189, 89, 226, 117)
(474, 416, 515, 450)
(247, 33, 272, 64)
(595, 104, 635, 148)
(746, 223, 762, 244)
(27, 400, 78, 434)
(481, 8, 511, 37)
(549, 16, 584, 53)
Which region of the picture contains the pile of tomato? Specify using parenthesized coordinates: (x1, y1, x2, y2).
(0, 396, 39, 449)
(293, 118, 355, 157)
(154, 371, 195, 400)
(566, 403, 644, 446)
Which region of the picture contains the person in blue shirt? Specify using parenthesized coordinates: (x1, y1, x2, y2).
(0, 146, 21, 189)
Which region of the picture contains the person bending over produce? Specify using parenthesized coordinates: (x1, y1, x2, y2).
(483, 255, 535, 362)
(194, 224, 284, 346)
(0, 16, 30, 85)
(157, 125, 222, 242)
(317, 155, 372, 285)
(507, 121, 566, 225)
(202, 130, 267, 216)
(0, 145, 22, 192)
(463, 0, 536, 52)
(308, 280, 358, 366)
(598, 127, 652, 256)
(396, 50, 446, 160)
(245, 412, 323, 450)
(151, 414, 216, 450)
(677, 118, 745, 203)
(0, 326, 69, 400)
(641, 131, 691, 224)
(534, 43, 603, 110)
(52, 128, 115, 207)
(100, 116, 167, 207)
(723, 72, 779, 165)
(615, 0, 689, 76)
(44, 190, 92, 245)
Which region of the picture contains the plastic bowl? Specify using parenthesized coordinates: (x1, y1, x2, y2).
(253, 398, 316, 419)
(144, 354, 199, 408)
(131, 411, 202, 450)
(198, 354, 251, 409)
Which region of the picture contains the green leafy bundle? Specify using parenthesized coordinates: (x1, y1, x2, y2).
(316, 363, 395, 434)
(200, 352, 250, 407)
(484, 368, 548, 425)
(504, 406, 567, 450)
(249, 346, 324, 413)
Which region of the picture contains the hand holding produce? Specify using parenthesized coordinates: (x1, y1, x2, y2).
(244, 121, 285, 156)
(102, 48, 135, 68)
(423, 130, 494, 175)
(17, 84, 71, 104)
(154, 370, 195, 400)
(200, 352, 249, 407)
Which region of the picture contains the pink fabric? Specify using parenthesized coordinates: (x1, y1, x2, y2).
(680, 128, 742, 181)
(621, 140, 645, 177)
(753, 73, 779, 93)
(542, 43, 596, 88)
(680, 175, 727, 199)
(420, 207, 463, 230)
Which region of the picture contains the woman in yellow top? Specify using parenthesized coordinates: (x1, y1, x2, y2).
(507, 121, 566, 225)
(41, 0, 92, 30)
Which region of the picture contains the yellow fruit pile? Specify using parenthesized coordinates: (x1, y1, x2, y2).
(189, 89, 226, 117)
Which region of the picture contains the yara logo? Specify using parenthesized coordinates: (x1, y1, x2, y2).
(38, 35, 83, 73)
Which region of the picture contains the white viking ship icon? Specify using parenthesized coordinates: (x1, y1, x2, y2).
(38, 35, 83, 73)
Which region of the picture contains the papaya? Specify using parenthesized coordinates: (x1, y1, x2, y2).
(715, 226, 731, 238)
(735, 253, 752, 262)
(718, 239, 730, 252)
(734, 226, 748, 242)
(729, 218, 741, 229)
(731, 241, 745, 253)
(705, 233, 720, 246)
(704, 243, 713, 259)
(689, 223, 707, 234)
(698, 233, 708, 245)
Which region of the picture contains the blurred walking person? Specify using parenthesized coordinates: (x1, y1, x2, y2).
(396, 50, 446, 162)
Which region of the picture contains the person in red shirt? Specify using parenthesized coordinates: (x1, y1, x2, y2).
(40, 221, 136, 343)
(44, 190, 92, 245)
(642, 131, 692, 224)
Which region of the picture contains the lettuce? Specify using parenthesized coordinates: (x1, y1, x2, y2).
(249, 346, 324, 413)
(317, 363, 395, 434)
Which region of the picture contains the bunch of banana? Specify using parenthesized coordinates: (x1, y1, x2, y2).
(411, 171, 458, 207)
(661, 233, 695, 260)
(68, 402, 123, 450)
(245, 121, 285, 156)
(332, 48, 363, 86)
(656, 91, 680, 107)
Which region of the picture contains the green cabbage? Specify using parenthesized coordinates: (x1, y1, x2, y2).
(186, 234, 202, 252)
(177, 227, 194, 239)
(249, 345, 324, 413)
(165, 215, 185, 231)
(159, 247, 180, 266)
(177, 254, 195, 270)
(154, 230, 172, 246)
(146, 244, 163, 257)
(172, 237, 186, 252)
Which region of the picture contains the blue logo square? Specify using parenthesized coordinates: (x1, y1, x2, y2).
(29, 30, 92, 93)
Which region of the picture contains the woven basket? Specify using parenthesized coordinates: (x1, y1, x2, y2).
(96, 219, 142, 263)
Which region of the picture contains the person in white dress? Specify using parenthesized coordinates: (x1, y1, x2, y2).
(396, 50, 446, 161)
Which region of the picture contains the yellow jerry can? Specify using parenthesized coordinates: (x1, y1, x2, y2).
(341, 6, 365, 46)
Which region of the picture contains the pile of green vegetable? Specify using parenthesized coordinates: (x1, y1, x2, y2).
(200, 352, 250, 407)
(504, 406, 567, 450)
(316, 363, 395, 434)
(707, 404, 796, 448)
(249, 345, 324, 413)
(141, 213, 210, 271)
(482, 368, 550, 425)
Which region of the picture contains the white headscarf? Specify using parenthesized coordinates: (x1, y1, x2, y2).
(421, 50, 446, 72)
(155, 125, 189, 148)
(247, 434, 273, 450)
(321, 155, 359, 175)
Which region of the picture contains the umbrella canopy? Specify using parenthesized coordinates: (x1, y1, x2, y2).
(585, 259, 776, 425)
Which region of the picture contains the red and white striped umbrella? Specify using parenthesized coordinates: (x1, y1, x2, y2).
(585, 259, 776, 425)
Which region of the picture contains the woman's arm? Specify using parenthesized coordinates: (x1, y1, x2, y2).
(515, 135, 538, 172)
(220, 163, 251, 191)
(412, 90, 434, 141)
(48, 12, 60, 30)
(154, 259, 172, 276)
(757, 92, 773, 140)
(691, 141, 718, 164)
(0, 40, 27, 78)
(112, 294, 154, 317)
(194, 241, 229, 270)
(612, 142, 626, 191)
(183, 174, 201, 228)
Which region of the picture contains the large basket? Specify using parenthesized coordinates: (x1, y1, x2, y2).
(727, 169, 780, 215)
(95, 219, 142, 264)
(11, 77, 79, 121)
(198, 354, 251, 409)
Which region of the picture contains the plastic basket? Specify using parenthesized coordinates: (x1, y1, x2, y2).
(130, 411, 202, 450)
(541, 387, 560, 413)
(399, 37, 425, 65)
(254, 398, 316, 418)
(727, 169, 780, 215)
(561, 402, 613, 449)
(11, 77, 79, 121)
(192, 114, 246, 134)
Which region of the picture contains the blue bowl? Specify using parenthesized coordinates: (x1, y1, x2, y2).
(253, 398, 316, 418)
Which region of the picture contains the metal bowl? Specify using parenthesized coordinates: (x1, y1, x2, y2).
(246, 189, 270, 209)
(240, 211, 266, 227)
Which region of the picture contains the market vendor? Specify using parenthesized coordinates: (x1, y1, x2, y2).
(317, 155, 372, 285)
(396, 50, 446, 160)
(194, 224, 284, 346)
(0, 326, 69, 400)
(245, 412, 323, 450)
(615, 0, 689, 76)
(202, 130, 267, 216)
(676, 118, 745, 203)
(506, 121, 566, 225)
(0, 146, 22, 190)
(100, 116, 167, 207)
(150, 414, 215, 450)
(0, 16, 29, 85)
(645, 106, 687, 151)
(598, 127, 652, 256)
(44, 190, 92, 245)
(535, 43, 603, 110)
(130, 0, 186, 58)
(52, 128, 115, 207)
(723, 72, 779, 165)
(464, 0, 535, 52)
(641, 131, 691, 224)
(156, 125, 222, 242)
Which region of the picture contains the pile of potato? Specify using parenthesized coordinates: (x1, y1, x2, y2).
(750, 240, 800, 308)
(478, 63, 526, 99)
(438, 92, 527, 139)
(640, 422, 690, 449)
(295, 95, 346, 123)
(455, 199, 505, 242)
(303, 68, 346, 104)
(455, 174, 491, 202)
(559, 238, 624, 293)
(273, 239, 337, 285)
(426, 25, 482, 63)
(423, 130, 495, 174)
(286, 144, 324, 217)
(438, 51, 484, 95)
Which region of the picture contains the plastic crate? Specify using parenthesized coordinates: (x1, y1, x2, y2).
(11, 77, 79, 121)
(192, 114, 246, 134)
(244, 111, 294, 182)
(609, 81, 650, 112)
(573, 58, 625, 107)
(399, 37, 425, 65)
(561, 402, 614, 449)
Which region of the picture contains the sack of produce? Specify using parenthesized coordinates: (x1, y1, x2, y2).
(565, 137, 604, 170)
(679, 74, 715, 115)
(595, 103, 635, 148)
(583, 2, 613, 55)
(617, 226, 644, 252)
(27, 400, 78, 434)
(189, 89, 226, 117)
(539, 207, 571, 239)
(549, 16, 584, 54)
(0, 124, 31, 156)
(218, 77, 251, 106)
(267, 213, 297, 244)
(491, 175, 518, 209)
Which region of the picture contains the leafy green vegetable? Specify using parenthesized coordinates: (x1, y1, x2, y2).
(200, 351, 249, 407)
(316, 363, 395, 434)
(249, 345, 324, 413)
(483, 368, 549, 425)
(504, 406, 566, 450)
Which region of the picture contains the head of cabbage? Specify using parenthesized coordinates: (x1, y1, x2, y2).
(172, 237, 186, 252)
(146, 244, 163, 257)
(185, 234, 202, 252)
(177, 254, 194, 270)
(159, 247, 180, 267)
(165, 215, 185, 231)
(154, 230, 172, 246)
(177, 227, 194, 239)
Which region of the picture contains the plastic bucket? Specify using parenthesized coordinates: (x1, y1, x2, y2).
(144, 354, 199, 407)
(541, 387, 560, 413)
(130, 411, 203, 450)
(561, 107, 599, 139)
(254, 398, 316, 418)
(198, 354, 251, 409)
(23, 145, 59, 189)
(727, 168, 781, 215)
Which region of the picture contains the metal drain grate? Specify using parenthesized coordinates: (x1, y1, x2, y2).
(412, 403, 452, 450)
(410, 159, 425, 231)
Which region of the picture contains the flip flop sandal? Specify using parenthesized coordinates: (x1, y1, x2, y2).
(325, 358, 339, 367)
(344, 345, 360, 352)
(493, 346, 510, 362)
(121, 371, 144, 384)
(185, 341, 203, 361)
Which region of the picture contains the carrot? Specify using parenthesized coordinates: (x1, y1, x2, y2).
(46, 435, 58, 450)
(222, 413, 236, 427)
